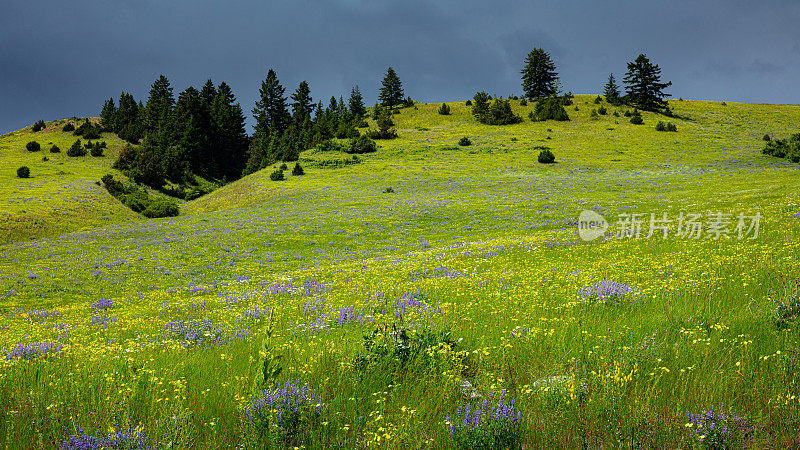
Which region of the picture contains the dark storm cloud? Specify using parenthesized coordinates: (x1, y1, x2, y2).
(1, 0, 799, 133)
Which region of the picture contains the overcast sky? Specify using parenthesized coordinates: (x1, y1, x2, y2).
(2, 0, 799, 134)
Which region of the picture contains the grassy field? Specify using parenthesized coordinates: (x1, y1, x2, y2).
(1, 96, 800, 448)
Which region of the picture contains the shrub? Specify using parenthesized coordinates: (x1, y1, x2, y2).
(763, 134, 771, 141)
(763, 133, 800, 163)
(316, 140, 344, 152)
(474, 95, 522, 125)
(90, 143, 104, 157)
(16, 166, 30, 178)
(292, 163, 304, 176)
(519, 98, 527, 106)
(62, 122, 75, 132)
(465, 100, 472, 106)
(100, 174, 125, 197)
(67, 139, 86, 156)
(590, 109, 599, 120)
(31, 120, 46, 132)
(655, 121, 667, 131)
(458, 137, 472, 146)
(623, 110, 632, 117)
(279, 163, 288, 171)
(335, 120, 359, 139)
(142, 198, 180, 218)
(537, 148, 555, 164)
(403, 96, 414, 107)
(597, 105, 607, 115)
(629, 110, 643, 125)
(438, 103, 451, 115)
(270, 169, 285, 181)
(49, 144, 61, 153)
(113, 145, 138, 170)
(383, 186, 394, 193)
(529, 97, 570, 122)
(347, 134, 378, 154)
(594, 95, 603, 104)
(773, 297, 800, 330)
(667, 122, 677, 132)
(26, 141, 41, 152)
(368, 107, 397, 139)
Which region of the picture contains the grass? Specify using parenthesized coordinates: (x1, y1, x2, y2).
(0, 118, 139, 244)
(1, 96, 799, 447)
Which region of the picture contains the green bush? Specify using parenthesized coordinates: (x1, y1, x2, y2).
(537, 148, 555, 164)
(465, 100, 472, 106)
(368, 107, 398, 139)
(438, 103, 451, 115)
(31, 120, 46, 132)
(458, 137, 472, 146)
(629, 110, 643, 125)
(590, 109, 599, 119)
(113, 145, 138, 170)
(667, 122, 677, 132)
(594, 96, 603, 104)
(598, 106, 607, 115)
(67, 139, 86, 156)
(347, 135, 378, 154)
(473, 94, 522, 125)
(49, 144, 61, 153)
(763, 134, 771, 141)
(519, 98, 527, 106)
(270, 169, 285, 181)
(279, 163, 288, 171)
(16, 166, 30, 178)
(316, 140, 344, 152)
(529, 97, 570, 122)
(763, 133, 800, 163)
(26, 141, 41, 152)
(655, 121, 667, 131)
(142, 198, 180, 218)
(62, 122, 75, 132)
(90, 143, 104, 157)
(292, 163, 304, 176)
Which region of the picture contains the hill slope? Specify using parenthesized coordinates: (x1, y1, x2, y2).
(1, 97, 800, 447)
(0, 118, 139, 243)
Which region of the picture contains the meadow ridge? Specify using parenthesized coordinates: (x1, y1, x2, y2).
(1, 96, 800, 447)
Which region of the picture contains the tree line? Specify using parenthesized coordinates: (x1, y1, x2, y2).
(100, 67, 408, 191)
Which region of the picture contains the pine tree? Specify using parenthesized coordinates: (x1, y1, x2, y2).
(603, 74, 620, 104)
(211, 82, 249, 180)
(200, 79, 217, 109)
(471, 92, 492, 123)
(252, 69, 290, 139)
(521, 48, 559, 100)
(172, 86, 211, 177)
(290, 81, 313, 120)
(623, 54, 672, 111)
(143, 75, 174, 135)
(348, 85, 366, 117)
(100, 98, 117, 131)
(379, 67, 404, 108)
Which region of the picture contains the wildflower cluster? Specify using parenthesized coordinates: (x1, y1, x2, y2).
(446, 390, 523, 450)
(61, 425, 152, 450)
(686, 403, 741, 449)
(247, 380, 321, 444)
(165, 318, 248, 347)
(4, 340, 63, 361)
(578, 280, 633, 304)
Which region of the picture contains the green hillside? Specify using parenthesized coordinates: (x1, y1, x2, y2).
(0, 119, 140, 243)
(1, 97, 800, 447)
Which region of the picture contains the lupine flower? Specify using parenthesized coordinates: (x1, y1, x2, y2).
(578, 280, 633, 303)
(4, 340, 63, 361)
(61, 425, 152, 450)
